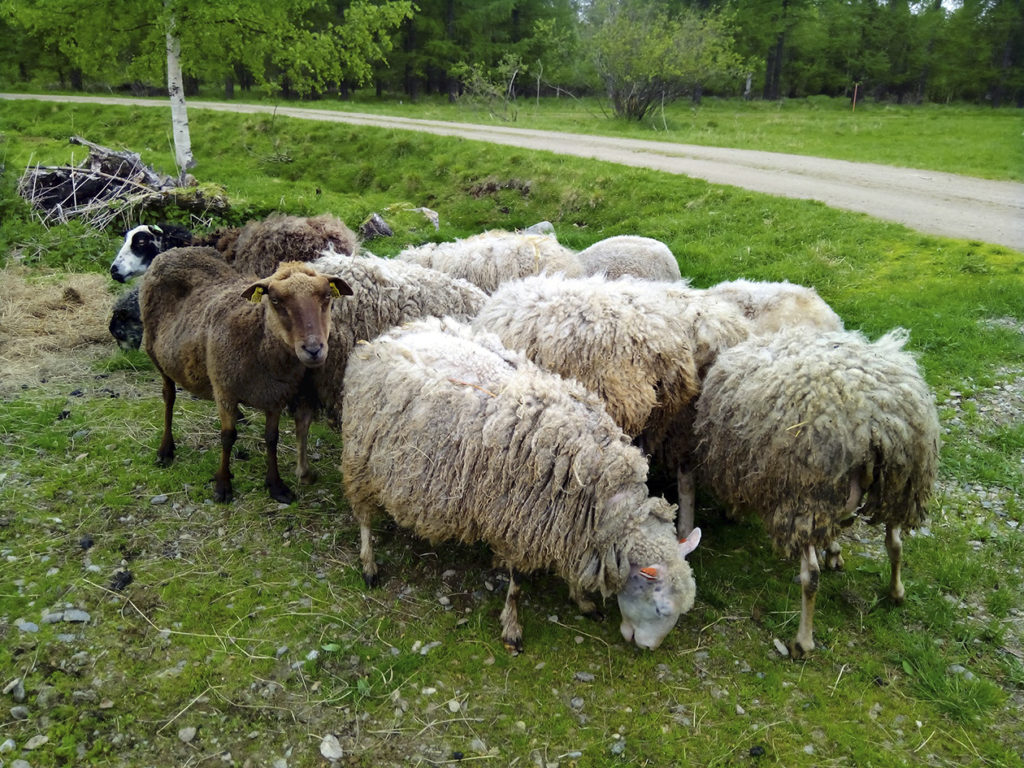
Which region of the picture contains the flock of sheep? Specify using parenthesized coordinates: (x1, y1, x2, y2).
(107, 213, 940, 658)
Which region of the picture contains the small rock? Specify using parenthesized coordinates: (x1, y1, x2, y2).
(25, 734, 49, 750)
(772, 638, 790, 657)
(3, 677, 25, 702)
(151, 494, 169, 505)
(470, 737, 487, 753)
(749, 745, 766, 758)
(10, 705, 30, 720)
(12, 761, 33, 768)
(803, 745, 814, 755)
(735, 704, 746, 715)
(947, 664, 976, 682)
(80, 534, 94, 549)
(319, 734, 344, 760)
(574, 671, 595, 683)
(610, 739, 626, 756)
(178, 726, 197, 744)
(0, 738, 15, 753)
(63, 609, 91, 623)
(447, 699, 461, 713)
(569, 697, 584, 711)
(15, 618, 39, 633)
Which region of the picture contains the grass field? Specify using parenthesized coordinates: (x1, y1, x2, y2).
(0, 97, 1022, 768)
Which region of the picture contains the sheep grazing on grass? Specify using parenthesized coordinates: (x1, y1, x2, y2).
(140, 247, 352, 503)
(222, 213, 359, 277)
(576, 235, 682, 282)
(303, 250, 487, 430)
(395, 229, 582, 293)
(473, 275, 753, 538)
(341, 317, 701, 653)
(704, 278, 843, 335)
(694, 327, 940, 658)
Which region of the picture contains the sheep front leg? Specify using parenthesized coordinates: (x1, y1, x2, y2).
(886, 524, 905, 604)
(156, 374, 177, 465)
(500, 569, 524, 655)
(294, 404, 316, 486)
(569, 583, 604, 622)
(790, 543, 819, 659)
(214, 400, 239, 503)
(358, 515, 379, 587)
(262, 409, 295, 504)
(676, 466, 696, 538)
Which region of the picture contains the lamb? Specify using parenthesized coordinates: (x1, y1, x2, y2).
(472, 275, 752, 537)
(576, 235, 683, 282)
(703, 278, 843, 334)
(395, 229, 582, 293)
(140, 246, 352, 503)
(221, 213, 359, 277)
(302, 249, 487, 431)
(341, 317, 702, 653)
(693, 326, 940, 657)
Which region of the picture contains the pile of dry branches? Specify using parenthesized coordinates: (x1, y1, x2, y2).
(18, 136, 229, 230)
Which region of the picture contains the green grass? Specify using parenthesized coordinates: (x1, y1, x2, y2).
(0, 98, 1022, 767)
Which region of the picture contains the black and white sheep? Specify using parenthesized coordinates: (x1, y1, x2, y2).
(694, 326, 940, 657)
(110, 223, 196, 283)
(395, 229, 582, 293)
(576, 235, 682, 282)
(341, 317, 701, 653)
(140, 247, 352, 503)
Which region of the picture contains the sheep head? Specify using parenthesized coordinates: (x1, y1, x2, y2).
(242, 261, 353, 367)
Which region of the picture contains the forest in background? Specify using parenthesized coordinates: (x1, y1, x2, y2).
(1, 0, 1021, 114)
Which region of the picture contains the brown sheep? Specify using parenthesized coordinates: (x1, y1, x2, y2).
(140, 246, 352, 503)
(221, 213, 359, 277)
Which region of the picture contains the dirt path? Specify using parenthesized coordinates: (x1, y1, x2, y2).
(5, 92, 1023, 251)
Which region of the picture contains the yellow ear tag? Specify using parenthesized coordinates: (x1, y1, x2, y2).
(249, 286, 264, 304)
(330, 283, 343, 299)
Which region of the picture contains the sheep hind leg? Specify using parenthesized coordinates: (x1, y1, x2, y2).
(885, 524, 905, 604)
(262, 409, 295, 504)
(293, 405, 316, 486)
(790, 543, 819, 659)
(156, 374, 177, 466)
(500, 570, 524, 655)
(358, 516, 379, 588)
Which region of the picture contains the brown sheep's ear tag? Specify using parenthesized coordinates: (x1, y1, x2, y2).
(330, 284, 344, 298)
(249, 286, 264, 304)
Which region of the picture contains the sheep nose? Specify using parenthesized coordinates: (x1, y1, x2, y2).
(110, 265, 126, 283)
(302, 339, 325, 359)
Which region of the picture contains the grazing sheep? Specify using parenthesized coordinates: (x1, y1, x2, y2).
(395, 229, 582, 293)
(704, 278, 843, 334)
(140, 247, 352, 503)
(222, 213, 359, 277)
(341, 317, 702, 653)
(473, 275, 752, 539)
(576, 235, 682, 282)
(110, 223, 195, 283)
(302, 249, 487, 433)
(694, 327, 940, 657)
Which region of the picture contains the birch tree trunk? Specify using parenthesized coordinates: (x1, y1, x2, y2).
(166, 15, 195, 175)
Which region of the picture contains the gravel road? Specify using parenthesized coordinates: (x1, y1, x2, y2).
(4, 92, 1022, 251)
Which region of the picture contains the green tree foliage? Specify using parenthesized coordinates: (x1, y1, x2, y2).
(1, 0, 413, 97)
(587, 0, 743, 120)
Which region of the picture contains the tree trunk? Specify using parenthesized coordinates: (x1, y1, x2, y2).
(166, 18, 195, 175)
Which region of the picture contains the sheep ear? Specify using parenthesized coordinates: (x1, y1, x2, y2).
(329, 277, 353, 298)
(679, 527, 702, 558)
(242, 284, 265, 303)
(639, 565, 663, 582)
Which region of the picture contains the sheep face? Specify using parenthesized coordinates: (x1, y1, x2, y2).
(111, 224, 193, 282)
(618, 528, 701, 650)
(242, 263, 352, 367)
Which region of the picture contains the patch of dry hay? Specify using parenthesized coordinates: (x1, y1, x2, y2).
(0, 267, 118, 390)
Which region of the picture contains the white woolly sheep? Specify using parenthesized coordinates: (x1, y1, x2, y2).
(576, 235, 682, 282)
(694, 326, 940, 657)
(341, 316, 702, 653)
(140, 247, 352, 503)
(302, 249, 487, 434)
(473, 274, 753, 538)
(703, 278, 843, 335)
(395, 229, 582, 293)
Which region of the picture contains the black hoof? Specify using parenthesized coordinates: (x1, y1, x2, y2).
(363, 571, 379, 588)
(583, 609, 606, 623)
(503, 636, 523, 655)
(267, 482, 295, 504)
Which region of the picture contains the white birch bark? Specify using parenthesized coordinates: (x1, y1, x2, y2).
(166, 15, 195, 175)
